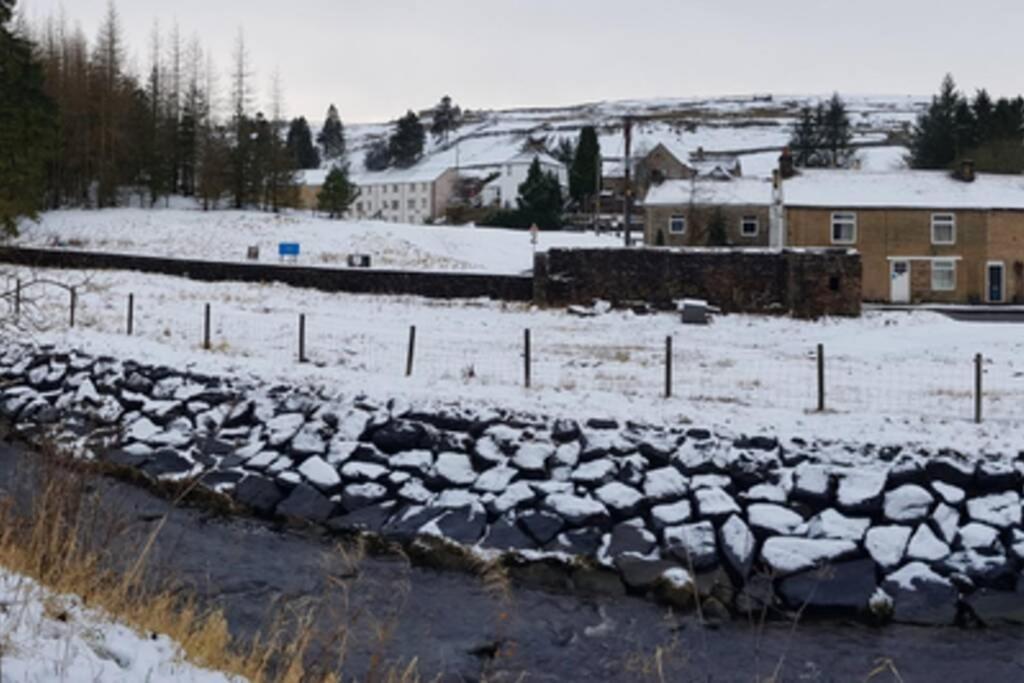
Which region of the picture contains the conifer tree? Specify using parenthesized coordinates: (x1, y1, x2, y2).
(516, 157, 563, 229)
(318, 165, 359, 218)
(430, 95, 461, 143)
(317, 103, 345, 161)
(286, 117, 320, 169)
(789, 106, 820, 167)
(909, 75, 962, 170)
(389, 110, 425, 168)
(569, 126, 601, 204)
(821, 93, 852, 168)
(364, 139, 391, 171)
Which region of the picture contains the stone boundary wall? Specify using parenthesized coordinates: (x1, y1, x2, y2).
(0, 247, 534, 302)
(3, 342, 1023, 627)
(534, 248, 862, 319)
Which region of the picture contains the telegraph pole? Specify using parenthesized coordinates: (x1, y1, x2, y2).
(623, 116, 633, 247)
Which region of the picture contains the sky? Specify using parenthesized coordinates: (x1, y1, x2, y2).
(19, 0, 1024, 124)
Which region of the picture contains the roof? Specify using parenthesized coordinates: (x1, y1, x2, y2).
(643, 177, 773, 207)
(297, 163, 452, 188)
(783, 170, 1024, 210)
(501, 150, 566, 169)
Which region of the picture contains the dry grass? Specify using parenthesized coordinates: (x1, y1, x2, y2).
(0, 446, 430, 683)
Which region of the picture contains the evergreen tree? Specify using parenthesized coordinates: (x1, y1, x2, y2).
(821, 93, 852, 167)
(317, 103, 345, 161)
(430, 95, 461, 143)
(0, 0, 59, 234)
(388, 110, 425, 168)
(364, 139, 391, 171)
(789, 106, 821, 167)
(569, 125, 600, 204)
(972, 89, 994, 143)
(550, 136, 575, 167)
(909, 74, 962, 170)
(286, 117, 320, 169)
(516, 157, 563, 229)
(318, 165, 359, 218)
(196, 124, 231, 210)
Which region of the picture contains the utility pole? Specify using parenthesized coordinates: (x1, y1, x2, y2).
(593, 146, 602, 233)
(623, 116, 633, 247)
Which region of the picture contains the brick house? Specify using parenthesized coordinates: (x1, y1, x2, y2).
(643, 177, 773, 247)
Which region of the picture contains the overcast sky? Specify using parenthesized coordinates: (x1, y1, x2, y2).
(21, 0, 1024, 124)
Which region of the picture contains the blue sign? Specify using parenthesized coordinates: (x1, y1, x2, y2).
(278, 243, 300, 258)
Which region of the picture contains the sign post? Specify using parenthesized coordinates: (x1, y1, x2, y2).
(530, 223, 539, 260)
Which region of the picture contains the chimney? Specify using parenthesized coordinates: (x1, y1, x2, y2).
(958, 159, 976, 183)
(778, 147, 796, 179)
(696, 146, 705, 161)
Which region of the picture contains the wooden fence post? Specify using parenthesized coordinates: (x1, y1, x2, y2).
(203, 303, 211, 351)
(69, 287, 76, 328)
(405, 325, 416, 377)
(817, 344, 825, 412)
(299, 314, 307, 363)
(524, 329, 532, 388)
(975, 353, 983, 424)
(13, 279, 20, 320)
(127, 293, 134, 336)
(665, 336, 673, 399)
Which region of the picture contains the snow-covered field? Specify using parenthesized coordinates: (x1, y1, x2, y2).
(13, 209, 620, 274)
(8, 265, 1024, 455)
(0, 569, 239, 682)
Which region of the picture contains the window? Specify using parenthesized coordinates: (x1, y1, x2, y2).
(392, 184, 399, 193)
(740, 215, 759, 237)
(831, 212, 857, 244)
(669, 215, 686, 234)
(408, 199, 415, 209)
(355, 202, 362, 213)
(391, 200, 399, 210)
(421, 198, 428, 208)
(931, 214, 956, 245)
(932, 260, 956, 291)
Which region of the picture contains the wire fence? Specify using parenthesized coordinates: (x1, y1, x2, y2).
(8, 279, 1024, 425)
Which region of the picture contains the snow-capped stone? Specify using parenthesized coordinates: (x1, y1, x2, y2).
(291, 425, 327, 457)
(342, 483, 388, 511)
(125, 416, 161, 443)
(519, 511, 564, 545)
(865, 525, 912, 570)
(435, 489, 483, 512)
(391, 450, 434, 476)
(340, 461, 388, 482)
(651, 500, 692, 530)
(74, 379, 102, 406)
(326, 440, 359, 466)
(835, 468, 887, 513)
(804, 509, 871, 542)
(931, 481, 965, 506)
(265, 413, 305, 447)
(397, 479, 434, 505)
(747, 503, 804, 536)
(244, 450, 278, 470)
(882, 562, 958, 626)
(976, 459, 1020, 491)
(545, 494, 609, 526)
(553, 442, 581, 468)
(594, 482, 644, 515)
(907, 524, 951, 563)
(434, 452, 478, 487)
(489, 482, 536, 515)
(958, 522, 1001, 552)
(742, 483, 788, 504)
(694, 487, 741, 519)
(473, 465, 518, 493)
(297, 456, 341, 492)
(967, 492, 1022, 529)
(761, 537, 857, 576)
(643, 467, 689, 501)
(690, 474, 732, 490)
(719, 514, 756, 578)
(664, 521, 718, 570)
(792, 463, 832, 503)
(1010, 529, 1024, 562)
(571, 459, 617, 486)
(472, 436, 506, 468)
(883, 485, 934, 523)
(926, 455, 976, 487)
(932, 503, 961, 544)
(942, 550, 1013, 585)
(335, 409, 372, 441)
(511, 442, 554, 474)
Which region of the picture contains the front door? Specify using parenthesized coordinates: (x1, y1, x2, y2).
(890, 260, 911, 303)
(988, 262, 1005, 303)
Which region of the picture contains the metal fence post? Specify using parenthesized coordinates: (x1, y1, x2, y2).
(665, 336, 673, 399)
(299, 313, 307, 363)
(127, 293, 134, 336)
(975, 353, 983, 424)
(69, 287, 77, 328)
(817, 344, 825, 412)
(203, 303, 211, 350)
(524, 329, 532, 388)
(13, 279, 20, 320)
(406, 326, 416, 377)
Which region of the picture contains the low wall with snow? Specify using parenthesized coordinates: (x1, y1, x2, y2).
(2, 342, 1022, 627)
(0, 247, 534, 302)
(534, 248, 862, 319)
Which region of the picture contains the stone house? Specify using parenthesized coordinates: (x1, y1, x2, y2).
(643, 177, 773, 247)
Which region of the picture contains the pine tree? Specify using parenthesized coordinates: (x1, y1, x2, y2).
(550, 137, 574, 167)
(517, 157, 563, 230)
(364, 139, 391, 171)
(972, 89, 994, 143)
(286, 117, 320, 169)
(318, 165, 359, 218)
(821, 93, 852, 168)
(0, 0, 59, 234)
(430, 95, 460, 143)
(569, 126, 600, 204)
(317, 103, 345, 161)
(389, 110, 425, 168)
(909, 74, 962, 170)
(789, 106, 820, 167)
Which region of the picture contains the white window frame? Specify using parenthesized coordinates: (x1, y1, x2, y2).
(831, 212, 857, 245)
(931, 213, 956, 245)
(668, 215, 686, 235)
(931, 259, 957, 292)
(740, 215, 759, 237)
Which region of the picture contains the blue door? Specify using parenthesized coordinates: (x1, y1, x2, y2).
(988, 263, 1005, 303)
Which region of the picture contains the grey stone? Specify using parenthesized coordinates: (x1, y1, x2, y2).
(234, 475, 285, 516)
(777, 559, 877, 611)
(277, 483, 335, 523)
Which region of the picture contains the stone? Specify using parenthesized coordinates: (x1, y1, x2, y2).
(694, 487, 741, 520)
(554, 527, 605, 556)
(925, 455, 976, 488)
(931, 481, 966, 507)
(519, 511, 565, 545)
(372, 420, 426, 454)
(906, 524, 951, 563)
(397, 479, 434, 505)
(290, 425, 327, 457)
(544, 494, 609, 527)
(434, 452, 478, 487)
(835, 469, 887, 513)
(488, 482, 537, 515)
(297, 456, 341, 493)
(435, 508, 488, 545)
(551, 418, 581, 442)
(479, 518, 535, 551)
(326, 503, 395, 535)
(141, 450, 193, 478)
(277, 483, 335, 523)
(571, 460, 617, 486)
(777, 559, 878, 611)
(265, 413, 305, 447)
(642, 467, 689, 501)
(650, 499, 692, 530)
(690, 474, 732, 490)
(231, 479, 282, 516)
(888, 453, 926, 487)
(385, 506, 444, 541)
(804, 509, 871, 543)
(341, 483, 389, 511)
(435, 489, 483, 511)
(958, 522, 1001, 553)
(882, 562, 959, 626)
(760, 537, 857, 576)
(967, 492, 1022, 529)
(965, 579, 1024, 625)
(340, 461, 389, 483)
(511, 442, 554, 476)
(747, 503, 804, 536)
(976, 460, 1020, 492)
(865, 526, 912, 570)
(553, 442, 581, 468)
(664, 522, 718, 571)
(473, 465, 518, 493)
(391, 450, 434, 477)
(594, 482, 644, 517)
(791, 463, 832, 505)
(932, 503, 961, 544)
(719, 514, 756, 579)
(606, 523, 657, 559)
(638, 437, 677, 467)
(616, 557, 682, 591)
(472, 436, 507, 470)
(883, 485, 934, 523)
(941, 550, 1015, 587)
(742, 484, 788, 504)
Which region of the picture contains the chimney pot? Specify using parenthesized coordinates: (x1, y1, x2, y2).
(779, 147, 796, 179)
(960, 159, 976, 183)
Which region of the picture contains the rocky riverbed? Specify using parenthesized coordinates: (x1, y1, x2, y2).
(3, 341, 1024, 630)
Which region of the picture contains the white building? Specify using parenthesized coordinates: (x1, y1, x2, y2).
(479, 151, 568, 209)
(298, 165, 458, 224)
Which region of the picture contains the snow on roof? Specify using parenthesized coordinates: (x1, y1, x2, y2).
(298, 164, 452, 188)
(784, 170, 1024, 210)
(643, 177, 773, 207)
(503, 150, 566, 168)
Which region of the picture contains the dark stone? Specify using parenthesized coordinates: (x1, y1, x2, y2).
(199, 471, 243, 489)
(348, 443, 389, 465)
(384, 506, 445, 542)
(124, 373, 154, 394)
(216, 455, 246, 470)
(422, 429, 473, 454)
(327, 503, 396, 535)
(276, 483, 335, 524)
(198, 437, 236, 458)
(551, 527, 603, 556)
(105, 449, 152, 469)
(479, 519, 536, 551)
(777, 559, 877, 611)
(551, 418, 581, 443)
(233, 475, 285, 516)
(585, 418, 618, 430)
(686, 428, 712, 441)
(638, 439, 676, 467)
(615, 556, 681, 591)
(371, 420, 427, 454)
(519, 511, 564, 545)
(925, 455, 977, 489)
(966, 579, 1024, 626)
(436, 508, 488, 545)
(405, 410, 476, 433)
(976, 461, 1021, 492)
(140, 450, 193, 478)
(607, 523, 656, 558)
(939, 551, 1016, 589)
(223, 401, 256, 429)
(883, 567, 959, 626)
(734, 436, 778, 451)
(572, 566, 626, 597)
(888, 454, 927, 488)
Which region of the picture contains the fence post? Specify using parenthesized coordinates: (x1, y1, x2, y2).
(13, 279, 20, 320)
(975, 353, 983, 424)
(69, 287, 77, 328)
(127, 293, 134, 336)
(665, 336, 673, 399)
(524, 329, 532, 388)
(298, 313, 307, 364)
(405, 325, 416, 377)
(817, 343, 825, 412)
(203, 303, 211, 351)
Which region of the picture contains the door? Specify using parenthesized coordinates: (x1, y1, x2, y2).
(890, 260, 911, 303)
(988, 262, 1005, 303)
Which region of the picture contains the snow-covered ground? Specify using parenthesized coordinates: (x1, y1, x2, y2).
(8, 265, 1024, 455)
(0, 569, 240, 682)
(13, 210, 620, 274)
